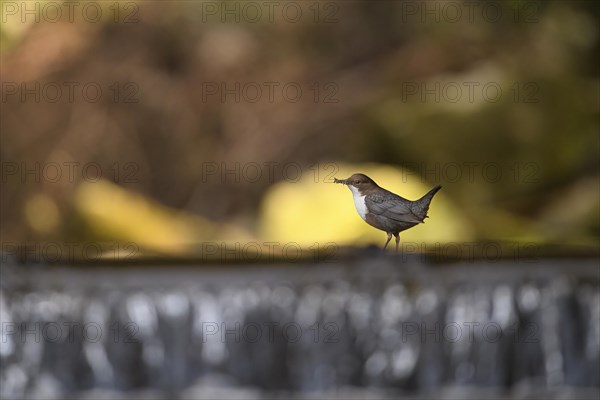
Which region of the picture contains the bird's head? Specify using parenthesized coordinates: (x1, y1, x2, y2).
(334, 173, 378, 195)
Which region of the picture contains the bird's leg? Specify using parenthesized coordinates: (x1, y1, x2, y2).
(394, 233, 400, 252)
(383, 232, 392, 250)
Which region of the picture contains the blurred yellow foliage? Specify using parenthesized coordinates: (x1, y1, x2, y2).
(74, 179, 218, 255)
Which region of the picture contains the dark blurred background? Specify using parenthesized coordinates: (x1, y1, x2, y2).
(1, 1, 599, 399)
(1, 0, 598, 255)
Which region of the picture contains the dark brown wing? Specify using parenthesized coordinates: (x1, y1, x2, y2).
(365, 192, 423, 224)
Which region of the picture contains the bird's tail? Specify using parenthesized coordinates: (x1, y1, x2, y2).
(413, 185, 442, 220)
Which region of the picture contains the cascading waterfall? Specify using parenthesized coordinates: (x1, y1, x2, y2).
(1, 257, 598, 399)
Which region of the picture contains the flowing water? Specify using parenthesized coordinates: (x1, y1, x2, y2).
(1, 255, 598, 399)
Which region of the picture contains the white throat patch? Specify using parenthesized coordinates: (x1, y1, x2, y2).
(349, 185, 367, 220)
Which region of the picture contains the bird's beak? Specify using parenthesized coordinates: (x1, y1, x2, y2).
(333, 178, 348, 185)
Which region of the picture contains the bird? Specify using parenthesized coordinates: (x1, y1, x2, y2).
(334, 173, 441, 251)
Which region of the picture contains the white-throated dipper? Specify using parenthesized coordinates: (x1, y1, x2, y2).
(334, 173, 441, 251)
